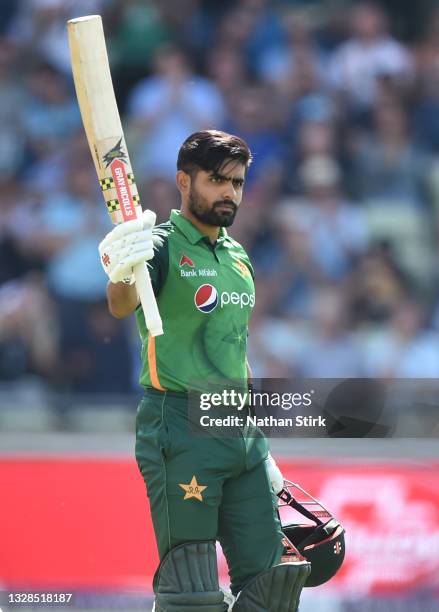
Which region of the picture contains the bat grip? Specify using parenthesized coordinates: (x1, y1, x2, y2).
(133, 262, 163, 337)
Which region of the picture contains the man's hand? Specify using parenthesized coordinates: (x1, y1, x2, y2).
(265, 453, 284, 494)
(99, 209, 156, 284)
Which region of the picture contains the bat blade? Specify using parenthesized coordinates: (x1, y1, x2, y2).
(68, 15, 163, 336)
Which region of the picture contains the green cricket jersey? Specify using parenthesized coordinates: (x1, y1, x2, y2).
(135, 209, 255, 392)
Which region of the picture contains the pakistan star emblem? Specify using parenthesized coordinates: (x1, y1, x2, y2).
(178, 475, 207, 501)
(222, 324, 247, 347)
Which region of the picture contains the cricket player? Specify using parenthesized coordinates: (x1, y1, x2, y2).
(99, 130, 310, 610)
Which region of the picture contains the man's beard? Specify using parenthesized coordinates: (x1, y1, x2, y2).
(188, 187, 237, 227)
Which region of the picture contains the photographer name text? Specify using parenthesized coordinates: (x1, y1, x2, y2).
(199, 415, 326, 427)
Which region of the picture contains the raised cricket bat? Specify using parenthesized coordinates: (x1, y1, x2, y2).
(67, 15, 163, 336)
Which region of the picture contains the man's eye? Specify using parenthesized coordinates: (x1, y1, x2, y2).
(211, 176, 223, 183)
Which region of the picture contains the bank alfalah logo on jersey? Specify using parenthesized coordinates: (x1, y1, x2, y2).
(180, 254, 218, 279)
(179, 254, 195, 268)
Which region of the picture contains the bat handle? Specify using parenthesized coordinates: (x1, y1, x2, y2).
(133, 262, 163, 337)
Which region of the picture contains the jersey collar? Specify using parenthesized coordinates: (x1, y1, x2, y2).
(170, 209, 228, 245)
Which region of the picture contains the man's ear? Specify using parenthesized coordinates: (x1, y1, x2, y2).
(176, 170, 191, 195)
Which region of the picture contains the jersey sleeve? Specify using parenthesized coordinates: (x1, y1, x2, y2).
(240, 249, 255, 280)
(147, 228, 169, 296)
(246, 258, 255, 280)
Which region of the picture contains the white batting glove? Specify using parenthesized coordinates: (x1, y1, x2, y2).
(99, 209, 156, 284)
(265, 452, 285, 494)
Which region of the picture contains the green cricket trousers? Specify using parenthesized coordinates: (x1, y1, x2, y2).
(135, 388, 284, 595)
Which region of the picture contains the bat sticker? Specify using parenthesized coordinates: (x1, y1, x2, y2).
(105, 193, 140, 213)
(103, 137, 128, 168)
(99, 173, 134, 191)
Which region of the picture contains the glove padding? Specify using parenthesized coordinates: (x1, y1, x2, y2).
(99, 209, 156, 284)
(265, 453, 284, 494)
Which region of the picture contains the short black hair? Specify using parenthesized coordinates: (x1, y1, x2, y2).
(177, 130, 252, 176)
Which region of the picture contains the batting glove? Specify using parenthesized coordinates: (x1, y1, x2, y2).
(99, 209, 156, 284)
(265, 452, 285, 494)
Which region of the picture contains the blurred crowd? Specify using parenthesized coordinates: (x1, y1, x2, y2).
(2, 0, 439, 396)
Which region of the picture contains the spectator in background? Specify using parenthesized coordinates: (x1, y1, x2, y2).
(7, 0, 70, 75)
(249, 284, 366, 379)
(284, 119, 338, 193)
(239, 0, 286, 73)
(21, 61, 81, 153)
(351, 101, 428, 206)
(258, 8, 328, 100)
(258, 9, 336, 167)
(413, 5, 439, 153)
(251, 156, 368, 364)
(248, 154, 368, 353)
(250, 196, 320, 321)
(205, 45, 249, 101)
(224, 85, 285, 187)
(0, 0, 17, 34)
(214, 5, 255, 52)
(364, 299, 439, 377)
(0, 39, 26, 177)
(108, 0, 171, 108)
(28, 159, 108, 304)
(0, 275, 57, 382)
(154, 0, 214, 57)
(214, 0, 285, 73)
(296, 285, 365, 378)
(138, 175, 180, 225)
(247, 300, 305, 378)
(414, 63, 439, 155)
(6, 0, 106, 74)
(413, 3, 439, 93)
(205, 80, 287, 278)
(0, 178, 43, 284)
(277, 156, 368, 283)
(56, 299, 134, 394)
(329, 2, 413, 115)
(348, 244, 411, 325)
(350, 101, 434, 290)
(284, 54, 334, 131)
(295, 155, 368, 279)
(127, 45, 226, 179)
(18, 61, 81, 196)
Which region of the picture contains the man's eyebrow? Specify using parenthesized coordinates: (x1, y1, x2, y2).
(210, 171, 245, 181)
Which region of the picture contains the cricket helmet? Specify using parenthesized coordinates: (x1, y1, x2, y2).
(278, 481, 345, 587)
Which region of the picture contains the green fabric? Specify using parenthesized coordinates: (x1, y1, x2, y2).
(135, 390, 284, 595)
(135, 210, 255, 392)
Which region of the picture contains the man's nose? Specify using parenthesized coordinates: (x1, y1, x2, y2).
(221, 181, 236, 200)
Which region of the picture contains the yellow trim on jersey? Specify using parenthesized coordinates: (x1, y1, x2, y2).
(148, 336, 166, 391)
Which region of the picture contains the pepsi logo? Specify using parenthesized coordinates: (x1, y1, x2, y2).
(194, 284, 218, 313)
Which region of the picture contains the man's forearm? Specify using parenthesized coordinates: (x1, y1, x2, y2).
(106, 281, 139, 318)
